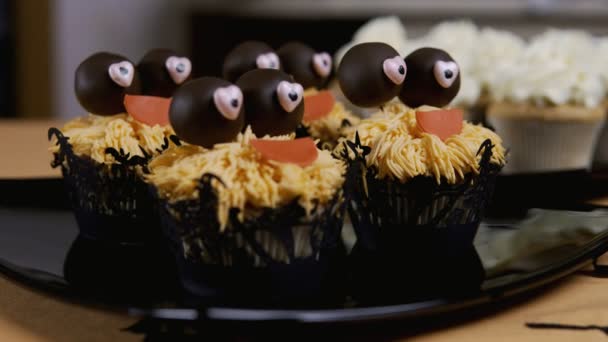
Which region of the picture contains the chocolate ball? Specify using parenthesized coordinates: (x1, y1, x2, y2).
(399, 47, 460, 108)
(236, 69, 304, 137)
(169, 77, 245, 148)
(222, 41, 280, 83)
(137, 49, 192, 97)
(74, 52, 141, 115)
(337, 42, 406, 107)
(277, 41, 332, 89)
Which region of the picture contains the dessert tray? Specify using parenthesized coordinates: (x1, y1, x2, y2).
(0, 177, 607, 327)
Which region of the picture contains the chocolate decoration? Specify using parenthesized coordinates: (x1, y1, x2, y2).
(277, 41, 329, 89)
(169, 77, 245, 148)
(137, 49, 191, 97)
(337, 42, 403, 107)
(236, 69, 304, 137)
(222, 41, 279, 83)
(74, 52, 141, 115)
(399, 47, 461, 108)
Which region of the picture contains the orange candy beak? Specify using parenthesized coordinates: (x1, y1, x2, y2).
(303, 90, 335, 123)
(415, 108, 463, 141)
(124, 94, 172, 126)
(250, 137, 319, 167)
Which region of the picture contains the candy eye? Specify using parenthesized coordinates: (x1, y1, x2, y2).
(276, 81, 304, 112)
(433, 60, 459, 88)
(165, 56, 192, 85)
(213, 85, 243, 120)
(256, 52, 280, 69)
(382, 56, 406, 85)
(312, 52, 332, 78)
(108, 61, 134, 87)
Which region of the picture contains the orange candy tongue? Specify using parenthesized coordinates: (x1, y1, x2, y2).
(124, 94, 171, 126)
(415, 108, 463, 141)
(303, 90, 335, 123)
(250, 137, 318, 167)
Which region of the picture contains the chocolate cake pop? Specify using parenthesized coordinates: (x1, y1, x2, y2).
(222, 41, 280, 83)
(74, 52, 141, 115)
(277, 41, 332, 89)
(137, 49, 191, 97)
(337, 42, 406, 107)
(236, 69, 304, 137)
(399, 47, 460, 108)
(169, 77, 245, 148)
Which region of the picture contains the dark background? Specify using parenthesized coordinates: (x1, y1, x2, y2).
(189, 14, 366, 78)
(0, 0, 14, 117)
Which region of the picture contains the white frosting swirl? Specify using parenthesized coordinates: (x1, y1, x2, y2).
(473, 28, 525, 88)
(418, 20, 478, 73)
(451, 73, 481, 107)
(593, 37, 608, 89)
(336, 19, 607, 109)
(487, 29, 605, 108)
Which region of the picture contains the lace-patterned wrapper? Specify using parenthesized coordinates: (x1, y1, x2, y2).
(155, 174, 347, 307)
(48, 128, 171, 244)
(339, 136, 502, 303)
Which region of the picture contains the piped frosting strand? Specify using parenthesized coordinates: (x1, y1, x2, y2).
(50, 114, 174, 164)
(340, 103, 505, 184)
(147, 127, 346, 229)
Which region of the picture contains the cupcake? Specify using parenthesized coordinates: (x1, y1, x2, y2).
(147, 71, 347, 305)
(486, 29, 606, 174)
(274, 41, 360, 148)
(593, 37, 608, 168)
(336, 44, 506, 302)
(595, 123, 608, 169)
(470, 27, 525, 124)
(298, 88, 360, 148)
(49, 50, 191, 244)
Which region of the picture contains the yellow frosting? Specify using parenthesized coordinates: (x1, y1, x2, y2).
(51, 113, 175, 164)
(302, 88, 361, 143)
(339, 102, 506, 184)
(146, 127, 346, 230)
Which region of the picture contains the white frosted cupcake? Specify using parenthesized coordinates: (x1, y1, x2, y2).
(593, 37, 608, 167)
(470, 27, 525, 123)
(486, 29, 606, 174)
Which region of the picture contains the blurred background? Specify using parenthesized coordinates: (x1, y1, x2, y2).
(2, 0, 608, 120)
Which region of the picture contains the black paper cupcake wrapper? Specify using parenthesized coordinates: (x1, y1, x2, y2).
(48, 128, 169, 244)
(63, 235, 178, 303)
(154, 174, 347, 306)
(339, 136, 501, 302)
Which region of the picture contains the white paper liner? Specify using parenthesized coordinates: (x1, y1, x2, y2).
(488, 115, 605, 174)
(593, 122, 608, 166)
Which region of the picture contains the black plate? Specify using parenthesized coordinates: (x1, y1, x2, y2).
(0, 178, 607, 325)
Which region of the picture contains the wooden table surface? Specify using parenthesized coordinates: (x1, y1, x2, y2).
(1, 119, 608, 341)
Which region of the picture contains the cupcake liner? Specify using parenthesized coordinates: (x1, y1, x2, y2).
(155, 174, 347, 306)
(487, 116, 605, 174)
(594, 122, 608, 168)
(49, 128, 167, 244)
(340, 136, 501, 303)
